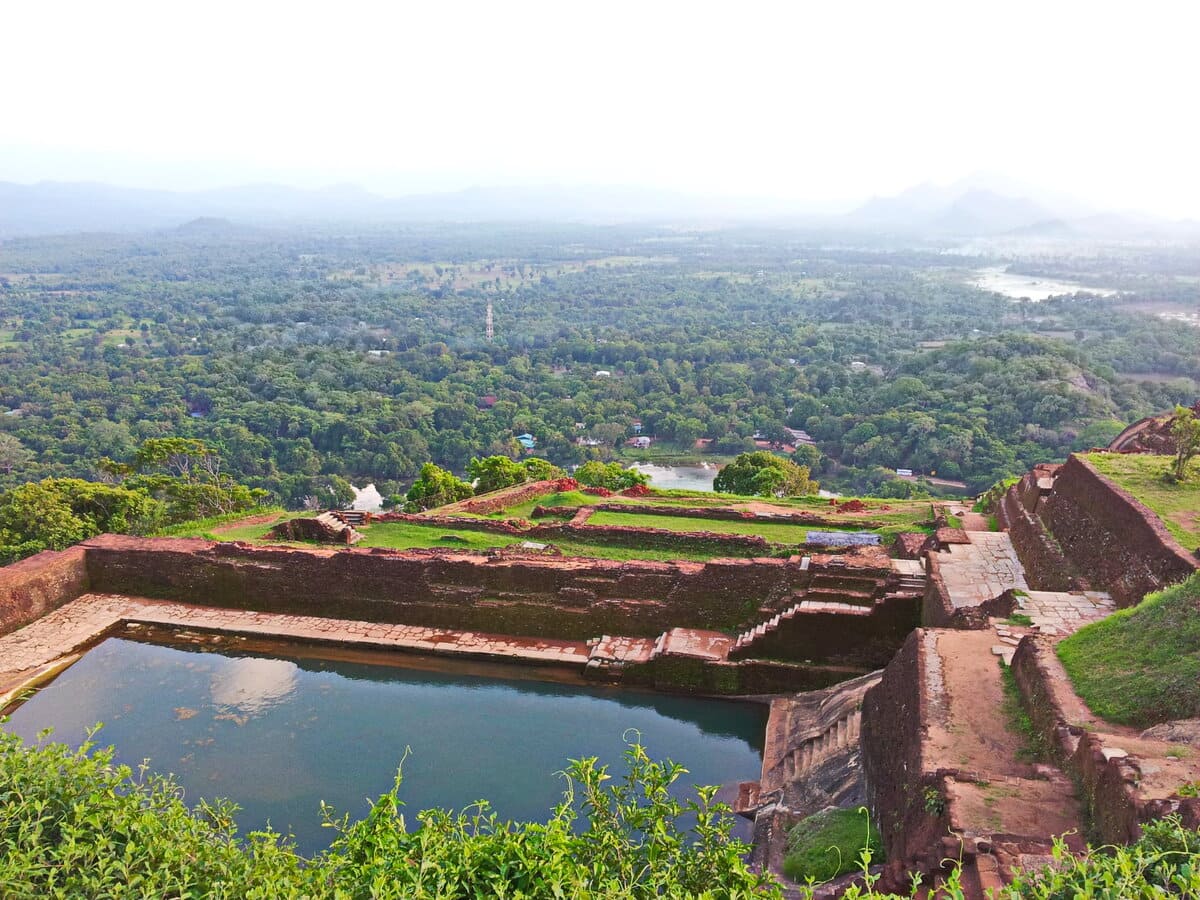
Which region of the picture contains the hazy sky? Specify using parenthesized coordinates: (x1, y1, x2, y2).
(3, 1, 1198, 216)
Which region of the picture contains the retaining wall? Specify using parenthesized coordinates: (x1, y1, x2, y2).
(80, 535, 830, 641)
(1011, 636, 1200, 842)
(997, 475, 1082, 592)
(368, 512, 779, 556)
(0, 546, 89, 637)
(860, 629, 952, 871)
(457, 479, 558, 515)
(586, 502, 889, 530)
(1040, 455, 1198, 606)
(920, 555, 1013, 629)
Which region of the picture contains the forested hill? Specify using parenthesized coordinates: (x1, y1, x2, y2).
(0, 225, 1196, 501)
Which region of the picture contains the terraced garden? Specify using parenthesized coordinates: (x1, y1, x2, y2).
(162, 486, 937, 565)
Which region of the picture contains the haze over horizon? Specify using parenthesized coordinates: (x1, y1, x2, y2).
(4, 0, 1199, 219)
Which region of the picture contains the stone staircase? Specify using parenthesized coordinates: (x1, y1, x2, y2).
(730, 595, 871, 655)
(784, 707, 862, 781)
(889, 557, 928, 596)
(737, 669, 882, 819)
(989, 589, 1115, 664)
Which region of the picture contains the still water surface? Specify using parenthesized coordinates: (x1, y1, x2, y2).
(4, 638, 766, 854)
(628, 463, 718, 492)
(971, 266, 1119, 301)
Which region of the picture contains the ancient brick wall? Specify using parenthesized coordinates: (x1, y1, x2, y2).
(1040, 455, 1198, 606)
(541, 522, 774, 555)
(0, 546, 89, 637)
(620, 657, 864, 695)
(367, 512, 779, 555)
(861, 629, 951, 867)
(457, 479, 558, 515)
(81, 536, 825, 641)
(997, 480, 1082, 591)
(920, 555, 957, 627)
(586, 502, 888, 530)
(372, 513, 529, 534)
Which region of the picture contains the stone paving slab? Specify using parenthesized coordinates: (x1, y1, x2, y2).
(587, 634, 656, 664)
(656, 628, 734, 661)
(936, 531, 1029, 610)
(0, 594, 592, 691)
(890, 558, 925, 576)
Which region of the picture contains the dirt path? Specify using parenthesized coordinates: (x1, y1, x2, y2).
(930, 630, 1084, 840)
(211, 511, 287, 534)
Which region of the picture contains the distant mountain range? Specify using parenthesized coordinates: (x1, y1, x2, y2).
(0, 175, 1194, 239)
(844, 173, 1197, 238)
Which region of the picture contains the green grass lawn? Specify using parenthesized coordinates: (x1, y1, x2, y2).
(154, 508, 296, 540)
(458, 485, 934, 532)
(1084, 452, 1200, 550)
(355, 521, 740, 563)
(490, 490, 605, 519)
(587, 509, 815, 542)
(1057, 573, 1200, 728)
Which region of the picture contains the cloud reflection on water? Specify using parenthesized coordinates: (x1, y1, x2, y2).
(210, 657, 299, 715)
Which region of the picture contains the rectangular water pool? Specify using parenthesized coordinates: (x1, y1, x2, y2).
(3, 636, 767, 854)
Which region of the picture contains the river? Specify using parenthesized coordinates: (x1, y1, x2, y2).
(971, 266, 1119, 301)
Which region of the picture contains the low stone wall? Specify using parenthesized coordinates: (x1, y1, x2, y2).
(997, 478, 1082, 592)
(920, 555, 960, 627)
(620, 656, 866, 695)
(368, 512, 780, 556)
(1040, 454, 1198, 606)
(81, 535, 825, 641)
(374, 513, 530, 534)
(861, 629, 952, 874)
(921, 555, 1015, 629)
(0, 546, 90, 638)
(1010, 636, 1200, 842)
(587, 502, 889, 530)
(545, 522, 774, 555)
(458, 479, 558, 515)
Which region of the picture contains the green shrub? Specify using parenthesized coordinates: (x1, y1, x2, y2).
(783, 807, 880, 885)
(0, 728, 779, 899)
(2, 726, 1197, 898)
(998, 816, 1200, 899)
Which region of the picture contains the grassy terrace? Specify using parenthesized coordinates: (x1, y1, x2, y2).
(1058, 573, 1200, 728)
(160, 509, 732, 562)
(486, 489, 933, 528)
(161, 488, 933, 564)
(355, 521, 736, 563)
(586, 509, 813, 542)
(1083, 452, 1200, 550)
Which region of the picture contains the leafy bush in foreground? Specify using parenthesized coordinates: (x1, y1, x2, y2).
(2, 726, 1198, 899)
(0, 728, 778, 899)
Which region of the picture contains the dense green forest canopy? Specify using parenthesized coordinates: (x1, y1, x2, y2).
(0, 222, 1196, 504)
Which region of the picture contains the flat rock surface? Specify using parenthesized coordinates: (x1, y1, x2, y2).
(936, 532, 1029, 609)
(658, 628, 733, 661)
